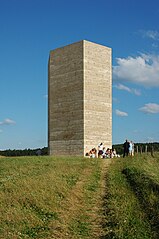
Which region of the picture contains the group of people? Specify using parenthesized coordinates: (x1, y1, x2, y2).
(86, 142, 120, 159)
(86, 140, 135, 159)
(123, 139, 134, 157)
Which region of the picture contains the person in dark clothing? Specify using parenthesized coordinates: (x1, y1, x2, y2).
(123, 139, 130, 157)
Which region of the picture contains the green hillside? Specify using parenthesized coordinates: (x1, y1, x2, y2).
(0, 153, 159, 238)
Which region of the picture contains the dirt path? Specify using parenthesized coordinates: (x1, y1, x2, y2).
(91, 158, 112, 238)
(51, 167, 95, 239)
(49, 159, 112, 239)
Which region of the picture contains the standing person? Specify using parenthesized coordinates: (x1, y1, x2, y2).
(123, 139, 130, 157)
(129, 141, 133, 156)
(98, 142, 103, 158)
(102, 147, 106, 158)
(132, 141, 134, 156)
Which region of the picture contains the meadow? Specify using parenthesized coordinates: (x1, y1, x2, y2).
(0, 153, 159, 238)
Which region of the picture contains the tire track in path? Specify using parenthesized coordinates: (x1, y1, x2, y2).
(90, 158, 112, 238)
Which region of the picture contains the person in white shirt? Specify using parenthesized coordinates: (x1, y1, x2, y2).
(98, 142, 103, 158)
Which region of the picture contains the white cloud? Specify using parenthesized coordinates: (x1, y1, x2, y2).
(113, 97, 119, 103)
(139, 103, 159, 114)
(133, 89, 141, 96)
(152, 43, 159, 48)
(44, 94, 48, 99)
(114, 83, 141, 95)
(133, 129, 142, 134)
(115, 109, 128, 117)
(113, 54, 159, 87)
(146, 137, 154, 142)
(139, 30, 159, 41)
(114, 83, 131, 92)
(0, 118, 16, 125)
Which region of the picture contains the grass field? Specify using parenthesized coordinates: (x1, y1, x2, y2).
(0, 156, 104, 239)
(0, 153, 159, 238)
(103, 152, 159, 239)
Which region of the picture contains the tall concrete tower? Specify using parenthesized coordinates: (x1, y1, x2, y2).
(48, 40, 112, 156)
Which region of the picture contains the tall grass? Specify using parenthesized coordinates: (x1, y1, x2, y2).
(0, 156, 102, 239)
(1, 153, 159, 238)
(102, 152, 159, 239)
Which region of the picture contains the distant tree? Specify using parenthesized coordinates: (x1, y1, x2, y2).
(0, 147, 48, 157)
(113, 142, 159, 156)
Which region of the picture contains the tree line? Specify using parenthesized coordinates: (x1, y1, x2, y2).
(0, 147, 48, 157)
(0, 142, 159, 157)
(113, 142, 159, 155)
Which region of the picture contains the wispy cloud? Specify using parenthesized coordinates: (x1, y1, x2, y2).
(0, 118, 16, 125)
(113, 97, 119, 103)
(43, 94, 48, 99)
(139, 103, 159, 114)
(115, 109, 128, 117)
(146, 137, 155, 142)
(139, 30, 159, 41)
(114, 83, 141, 95)
(113, 54, 159, 87)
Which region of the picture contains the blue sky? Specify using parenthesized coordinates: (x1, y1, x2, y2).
(0, 0, 159, 149)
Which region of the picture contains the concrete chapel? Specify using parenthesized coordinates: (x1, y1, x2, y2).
(48, 40, 112, 156)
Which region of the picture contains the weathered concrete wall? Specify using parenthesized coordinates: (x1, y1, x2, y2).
(48, 40, 112, 156)
(83, 41, 112, 155)
(48, 41, 84, 155)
